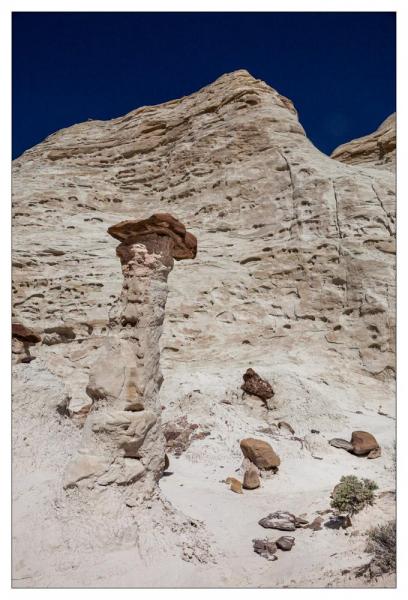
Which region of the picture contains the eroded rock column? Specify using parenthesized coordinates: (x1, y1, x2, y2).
(64, 214, 197, 499)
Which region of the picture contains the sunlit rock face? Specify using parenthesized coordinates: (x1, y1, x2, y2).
(331, 113, 396, 171)
(12, 70, 395, 588)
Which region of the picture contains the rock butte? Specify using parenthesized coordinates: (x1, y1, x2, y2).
(12, 69, 395, 588)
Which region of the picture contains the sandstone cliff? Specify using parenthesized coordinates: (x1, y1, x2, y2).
(12, 70, 395, 588)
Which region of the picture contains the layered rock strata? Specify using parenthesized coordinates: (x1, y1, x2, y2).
(331, 113, 396, 171)
(63, 214, 197, 498)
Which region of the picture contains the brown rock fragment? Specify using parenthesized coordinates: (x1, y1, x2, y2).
(226, 477, 243, 494)
(253, 539, 278, 561)
(240, 438, 280, 470)
(241, 368, 273, 401)
(367, 447, 382, 459)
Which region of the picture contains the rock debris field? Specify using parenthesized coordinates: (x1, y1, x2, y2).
(12, 70, 395, 588)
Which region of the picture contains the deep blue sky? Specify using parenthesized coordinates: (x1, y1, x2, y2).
(12, 12, 396, 159)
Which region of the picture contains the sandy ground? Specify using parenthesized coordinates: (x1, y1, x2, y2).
(13, 342, 395, 588)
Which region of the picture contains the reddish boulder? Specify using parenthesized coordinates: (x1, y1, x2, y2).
(351, 431, 379, 456)
(240, 438, 280, 470)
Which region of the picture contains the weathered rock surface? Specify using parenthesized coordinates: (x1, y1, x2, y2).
(240, 437, 280, 470)
(331, 113, 395, 171)
(12, 69, 395, 587)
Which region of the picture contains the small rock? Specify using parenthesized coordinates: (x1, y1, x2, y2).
(306, 516, 323, 531)
(278, 421, 295, 435)
(367, 447, 381, 459)
(329, 438, 353, 451)
(351, 431, 379, 455)
(240, 438, 280, 470)
(226, 476, 243, 494)
(294, 516, 309, 527)
(275, 536, 295, 551)
(243, 464, 260, 489)
(241, 368, 273, 402)
(311, 429, 320, 434)
(259, 511, 296, 531)
(252, 538, 278, 561)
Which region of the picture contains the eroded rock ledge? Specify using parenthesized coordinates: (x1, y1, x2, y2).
(64, 214, 197, 500)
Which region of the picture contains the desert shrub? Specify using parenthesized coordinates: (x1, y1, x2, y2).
(331, 475, 378, 515)
(365, 521, 396, 577)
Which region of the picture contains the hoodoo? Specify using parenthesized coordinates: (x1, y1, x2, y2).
(64, 214, 197, 499)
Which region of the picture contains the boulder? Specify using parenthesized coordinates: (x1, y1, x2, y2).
(243, 464, 260, 490)
(241, 368, 273, 401)
(258, 511, 296, 531)
(275, 536, 295, 551)
(240, 438, 280, 470)
(351, 431, 380, 455)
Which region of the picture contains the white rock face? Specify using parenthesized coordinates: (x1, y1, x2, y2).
(12, 70, 395, 587)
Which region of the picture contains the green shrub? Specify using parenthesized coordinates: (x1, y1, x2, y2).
(330, 475, 378, 515)
(366, 521, 396, 577)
